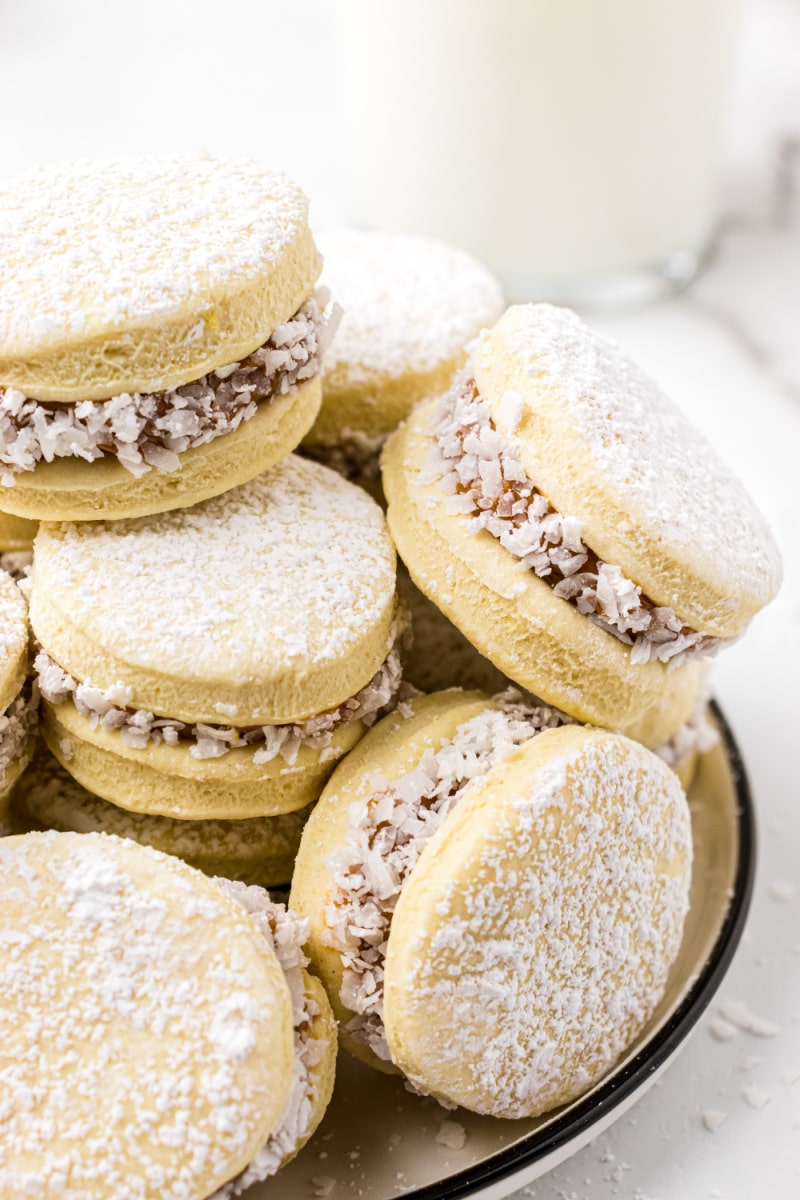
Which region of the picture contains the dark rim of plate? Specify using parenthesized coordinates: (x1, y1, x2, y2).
(406, 699, 756, 1200)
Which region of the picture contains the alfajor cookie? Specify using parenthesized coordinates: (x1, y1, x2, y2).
(0, 156, 332, 521)
(0, 569, 37, 816)
(0, 831, 336, 1198)
(31, 455, 401, 819)
(10, 744, 311, 886)
(383, 303, 782, 740)
(291, 690, 692, 1116)
(302, 230, 503, 478)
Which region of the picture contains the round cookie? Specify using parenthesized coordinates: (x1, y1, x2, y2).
(0, 509, 36, 552)
(302, 230, 504, 477)
(11, 745, 311, 886)
(31, 455, 400, 818)
(383, 304, 782, 736)
(0, 157, 329, 520)
(0, 831, 299, 1198)
(291, 690, 692, 1118)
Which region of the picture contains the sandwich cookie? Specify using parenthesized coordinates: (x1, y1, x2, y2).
(10, 745, 311, 886)
(0, 569, 37, 817)
(31, 456, 401, 819)
(400, 567, 717, 785)
(383, 303, 782, 740)
(0, 831, 336, 1198)
(302, 230, 503, 479)
(291, 690, 692, 1116)
(0, 156, 332, 521)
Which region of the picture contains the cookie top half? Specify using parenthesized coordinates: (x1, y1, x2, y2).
(307, 230, 503, 443)
(0, 157, 320, 401)
(31, 455, 397, 723)
(474, 304, 781, 637)
(0, 831, 294, 1200)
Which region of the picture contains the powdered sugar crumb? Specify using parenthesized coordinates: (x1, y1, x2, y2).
(435, 1120, 467, 1150)
(702, 1109, 728, 1132)
(741, 1084, 771, 1110)
(719, 999, 781, 1038)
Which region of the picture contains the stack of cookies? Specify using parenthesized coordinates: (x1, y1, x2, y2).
(0, 154, 782, 1195)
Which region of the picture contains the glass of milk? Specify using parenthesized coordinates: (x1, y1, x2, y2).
(339, 0, 740, 307)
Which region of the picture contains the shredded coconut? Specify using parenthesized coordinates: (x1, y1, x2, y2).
(12, 747, 310, 883)
(303, 427, 388, 481)
(424, 374, 727, 667)
(0, 678, 38, 787)
(0, 297, 329, 482)
(654, 695, 719, 769)
(211, 882, 328, 1196)
(323, 691, 569, 1061)
(35, 636, 403, 763)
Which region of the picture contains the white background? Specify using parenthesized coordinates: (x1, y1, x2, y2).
(1, 2, 798, 1197)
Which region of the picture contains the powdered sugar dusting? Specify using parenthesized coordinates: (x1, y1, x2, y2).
(395, 734, 692, 1116)
(323, 692, 570, 1061)
(210, 883, 329, 1195)
(12, 747, 310, 881)
(0, 158, 310, 350)
(319, 231, 503, 386)
(482, 304, 781, 604)
(0, 832, 293, 1198)
(425, 373, 726, 665)
(32, 455, 396, 703)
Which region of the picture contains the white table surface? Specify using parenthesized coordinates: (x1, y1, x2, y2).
(1, 1, 798, 1197)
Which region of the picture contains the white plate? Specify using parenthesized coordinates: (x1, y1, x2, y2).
(253, 703, 753, 1200)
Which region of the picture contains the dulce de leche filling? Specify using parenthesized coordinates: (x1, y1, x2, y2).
(424, 375, 727, 667)
(0, 295, 336, 484)
(35, 634, 403, 765)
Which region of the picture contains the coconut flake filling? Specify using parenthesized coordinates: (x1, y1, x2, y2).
(0, 678, 39, 788)
(34, 634, 403, 764)
(323, 691, 570, 1064)
(0, 294, 338, 483)
(654, 693, 718, 769)
(210, 882, 327, 1196)
(424, 374, 728, 667)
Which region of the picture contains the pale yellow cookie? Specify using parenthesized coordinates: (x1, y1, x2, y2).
(303, 230, 503, 471)
(11, 745, 311, 885)
(292, 692, 692, 1117)
(0, 509, 37, 552)
(32, 456, 400, 818)
(0, 831, 296, 1199)
(383, 305, 781, 735)
(0, 157, 328, 520)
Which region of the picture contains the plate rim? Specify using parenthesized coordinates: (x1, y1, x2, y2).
(401, 699, 756, 1200)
